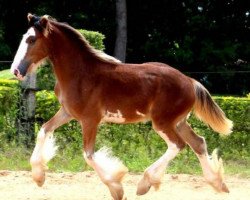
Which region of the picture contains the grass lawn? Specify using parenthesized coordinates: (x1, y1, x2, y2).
(0, 144, 249, 178)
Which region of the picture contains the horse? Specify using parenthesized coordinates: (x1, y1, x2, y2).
(11, 14, 233, 200)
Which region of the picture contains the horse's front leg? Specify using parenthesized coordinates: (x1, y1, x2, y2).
(30, 107, 72, 186)
(81, 119, 128, 200)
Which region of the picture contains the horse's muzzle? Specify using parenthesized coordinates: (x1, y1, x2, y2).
(11, 60, 31, 80)
(13, 69, 24, 80)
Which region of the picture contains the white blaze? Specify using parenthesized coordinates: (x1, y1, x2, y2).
(11, 27, 36, 74)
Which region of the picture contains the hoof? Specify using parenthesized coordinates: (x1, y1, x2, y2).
(35, 178, 45, 187)
(208, 181, 230, 193)
(136, 172, 162, 196)
(136, 176, 151, 196)
(216, 182, 230, 193)
(32, 168, 45, 187)
(107, 181, 125, 200)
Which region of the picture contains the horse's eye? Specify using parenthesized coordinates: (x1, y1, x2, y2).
(29, 38, 36, 44)
(27, 37, 36, 44)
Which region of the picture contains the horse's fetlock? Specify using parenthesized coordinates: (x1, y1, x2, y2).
(30, 157, 42, 166)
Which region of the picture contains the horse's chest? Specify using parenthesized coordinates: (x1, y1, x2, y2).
(55, 86, 65, 105)
(55, 85, 93, 116)
(57, 91, 81, 107)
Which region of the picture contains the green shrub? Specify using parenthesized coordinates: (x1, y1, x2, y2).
(0, 79, 18, 87)
(0, 79, 19, 143)
(212, 97, 250, 160)
(77, 29, 105, 51)
(35, 90, 59, 120)
(0, 79, 19, 115)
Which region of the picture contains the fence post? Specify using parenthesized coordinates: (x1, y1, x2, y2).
(18, 72, 36, 147)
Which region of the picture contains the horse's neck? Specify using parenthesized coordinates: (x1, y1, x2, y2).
(48, 30, 107, 89)
(50, 50, 100, 91)
(49, 41, 85, 79)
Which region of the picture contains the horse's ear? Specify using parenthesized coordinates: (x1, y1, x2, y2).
(40, 16, 49, 28)
(27, 13, 34, 22)
(27, 13, 52, 37)
(39, 16, 51, 37)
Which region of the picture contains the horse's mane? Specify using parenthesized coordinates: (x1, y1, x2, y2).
(49, 19, 121, 64)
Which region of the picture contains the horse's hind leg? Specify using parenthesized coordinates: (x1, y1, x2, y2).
(30, 107, 72, 186)
(81, 119, 128, 200)
(137, 124, 186, 195)
(177, 120, 229, 193)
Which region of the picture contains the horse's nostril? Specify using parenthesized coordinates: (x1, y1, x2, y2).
(14, 69, 19, 76)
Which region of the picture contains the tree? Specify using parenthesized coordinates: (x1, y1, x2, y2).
(114, 0, 127, 62)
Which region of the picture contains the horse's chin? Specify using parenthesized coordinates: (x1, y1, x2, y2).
(13, 67, 27, 81)
(15, 72, 25, 81)
(16, 63, 41, 81)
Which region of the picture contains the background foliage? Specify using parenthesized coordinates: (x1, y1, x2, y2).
(0, 79, 19, 142)
(0, 0, 249, 94)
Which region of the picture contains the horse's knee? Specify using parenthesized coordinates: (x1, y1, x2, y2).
(178, 122, 207, 155)
(193, 136, 207, 155)
(153, 124, 186, 151)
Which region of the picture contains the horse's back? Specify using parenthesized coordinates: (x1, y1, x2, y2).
(140, 62, 195, 124)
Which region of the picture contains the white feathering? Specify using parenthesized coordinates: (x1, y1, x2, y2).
(93, 147, 128, 180)
(42, 134, 58, 163)
(209, 149, 224, 178)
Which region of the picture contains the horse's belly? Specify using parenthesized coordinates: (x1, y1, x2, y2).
(101, 109, 149, 124)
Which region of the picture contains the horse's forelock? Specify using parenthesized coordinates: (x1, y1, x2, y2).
(28, 14, 54, 33)
(28, 15, 43, 31)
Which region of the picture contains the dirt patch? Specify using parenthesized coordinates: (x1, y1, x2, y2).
(0, 171, 249, 200)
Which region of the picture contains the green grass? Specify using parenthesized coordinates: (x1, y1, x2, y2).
(1, 144, 250, 178)
(224, 160, 250, 178)
(0, 145, 31, 170)
(0, 69, 15, 79)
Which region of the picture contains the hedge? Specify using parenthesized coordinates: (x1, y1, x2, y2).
(1, 82, 249, 157)
(0, 79, 19, 115)
(34, 91, 250, 165)
(0, 81, 249, 171)
(0, 79, 19, 142)
(77, 29, 105, 51)
(0, 79, 18, 87)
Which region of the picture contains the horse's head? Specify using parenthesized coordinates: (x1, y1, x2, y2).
(11, 14, 51, 80)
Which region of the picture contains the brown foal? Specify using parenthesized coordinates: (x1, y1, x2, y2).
(10, 14, 233, 200)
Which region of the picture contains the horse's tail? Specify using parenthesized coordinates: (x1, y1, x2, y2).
(192, 79, 233, 135)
